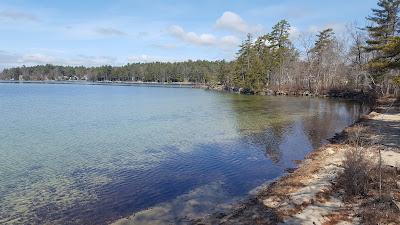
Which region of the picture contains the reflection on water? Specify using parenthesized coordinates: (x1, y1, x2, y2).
(0, 83, 368, 224)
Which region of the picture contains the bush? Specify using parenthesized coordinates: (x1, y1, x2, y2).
(340, 147, 376, 197)
(347, 124, 369, 148)
(339, 125, 377, 198)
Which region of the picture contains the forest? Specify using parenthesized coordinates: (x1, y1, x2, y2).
(0, 60, 222, 84)
(1, 0, 400, 97)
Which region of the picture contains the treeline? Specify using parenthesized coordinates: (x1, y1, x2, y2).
(0, 60, 224, 83)
(1, 0, 400, 96)
(217, 0, 400, 96)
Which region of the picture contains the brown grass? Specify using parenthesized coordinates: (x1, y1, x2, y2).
(359, 196, 400, 225)
(336, 149, 400, 224)
(338, 147, 376, 198)
(315, 188, 332, 203)
(322, 211, 351, 225)
(358, 165, 400, 224)
(197, 102, 400, 225)
(335, 121, 400, 224)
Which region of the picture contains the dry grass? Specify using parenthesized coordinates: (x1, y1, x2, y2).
(322, 211, 352, 225)
(337, 125, 377, 198)
(335, 122, 400, 224)
(358, 165, 400, 225)
(337, 146, 400, 223)
(196, 104, 399, 225)
(258, 144, 339, 200)
(338, 147, 377, 198)
(334, 112, 400, 224)
(315, 188, 332, 203)
(346, 124, 369, 147)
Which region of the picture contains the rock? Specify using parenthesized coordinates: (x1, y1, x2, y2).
(215, 212, 226, 219)
(263, 197, 281, 208)
(285, 167, 297, 173)
(266, 89, 275, 95)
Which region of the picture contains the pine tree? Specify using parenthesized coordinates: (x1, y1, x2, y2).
(267, 20, 292, 49)
(267, 20, 297, 89)
(309, 28, 340, 92)
(311, 28, 336, 58)
(254, 34, 273, 86)
(235, 33, 253, 87)
(366, 0, 400, 82)
(237, 33, 253, 70)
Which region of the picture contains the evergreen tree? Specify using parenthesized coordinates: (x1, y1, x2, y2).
(267, 20, 292, 49)
(366, 0, 400, 80)
(309, 28, 341, 92)
(267, 20, 297, 89)
(235, 33, 254, 86)
(254, 34, 273, 85)
(311, 28, 336, 58)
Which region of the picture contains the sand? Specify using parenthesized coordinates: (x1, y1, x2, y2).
(110, 99, 400, 225)
(195, 99, 400, 225)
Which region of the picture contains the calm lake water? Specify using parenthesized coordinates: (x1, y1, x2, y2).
(0, 83, 368, 224)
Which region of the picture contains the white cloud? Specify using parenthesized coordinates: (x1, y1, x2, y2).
(62, 22, 130, 40)
(308, 23, 346, 34)
(152, 43, 177, 49)
(0, 10, 39, 22)
(94, 27, 127, 36)
(289, 26, 300, 40)
(169, 25, 216, 46)
(215, 11, 262, 34)
(70, 55, 117, 66)
(0, 50, 19, 63)
(127, 54, 180, 63)
(127, 54, 157, 63)
(168, 25, 239, 50)
(18, 53, 55, 64)
(0, 50, 118, 68)
(220, 35, 240, 48)
(308, 25, 321, 33)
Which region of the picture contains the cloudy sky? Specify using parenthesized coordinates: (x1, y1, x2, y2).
(0, 0, 377, 69)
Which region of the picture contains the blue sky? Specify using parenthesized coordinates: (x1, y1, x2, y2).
(0, 0, 378, 69)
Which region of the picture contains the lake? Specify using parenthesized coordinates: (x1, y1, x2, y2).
(0, 83, 368, 224)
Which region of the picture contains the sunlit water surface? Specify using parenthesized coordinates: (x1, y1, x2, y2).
(0, 83, 368, 224)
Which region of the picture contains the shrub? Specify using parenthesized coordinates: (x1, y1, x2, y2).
(340, 147, 376, 197)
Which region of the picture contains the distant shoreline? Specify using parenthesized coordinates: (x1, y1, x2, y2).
(0, 80, 376, 105)
(0, 80, 205, 88)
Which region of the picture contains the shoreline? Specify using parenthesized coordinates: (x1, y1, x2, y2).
(0, 80, 375, 100)
(108, 97, 376, 225)
(3, 80, 391, 224)
(0, 80, 203, 88)
(1, 80, 376, 105)
(205, 84, 376, 105)
(194, 97, 400, 225)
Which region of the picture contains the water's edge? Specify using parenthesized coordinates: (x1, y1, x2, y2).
(194, 102, 398, 225)
(0, 83, 368, 225)
(110, 104, 371, 225)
